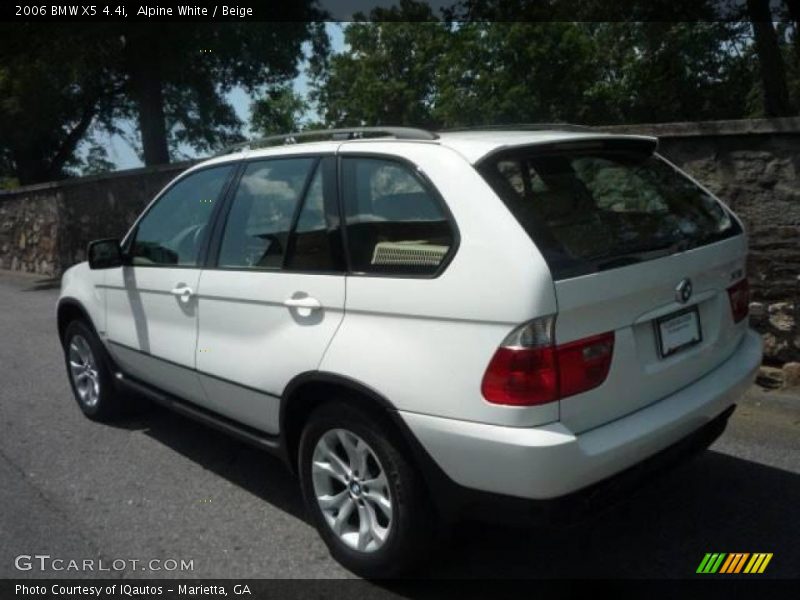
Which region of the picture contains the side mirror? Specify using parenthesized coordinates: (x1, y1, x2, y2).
(87, 238, 123, 270)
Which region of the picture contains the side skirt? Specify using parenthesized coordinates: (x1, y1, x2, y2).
(115, 371, 287, 461)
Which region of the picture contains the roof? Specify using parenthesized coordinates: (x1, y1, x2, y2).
(193, 127, 658, 171)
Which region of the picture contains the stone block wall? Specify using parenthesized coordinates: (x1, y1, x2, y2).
(0, 188, 60, 274)
(0, 161, 194, 277)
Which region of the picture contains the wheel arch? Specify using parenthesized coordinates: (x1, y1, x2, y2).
(279, 371, 454, 506)
(57, 297, 96, 345)
(280, 372, 397, 468)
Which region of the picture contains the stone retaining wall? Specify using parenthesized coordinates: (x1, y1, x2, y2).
(0, 161, 194, 276)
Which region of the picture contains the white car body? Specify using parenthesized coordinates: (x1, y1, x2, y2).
(58, 128, 762, 506)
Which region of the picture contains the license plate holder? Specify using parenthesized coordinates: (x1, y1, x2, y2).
(655, 306, 702, 358)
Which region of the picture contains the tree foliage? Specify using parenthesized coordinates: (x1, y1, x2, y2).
(114, 20, 327, 164)
(251, 86, 310, 135)
(3, 0, 799, 186)
(0, 13, 326, 184)
(312, 1, 798, 129)
(0, 25, 124, 184)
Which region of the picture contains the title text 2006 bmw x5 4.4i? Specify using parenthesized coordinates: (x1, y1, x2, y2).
(57, 126, 762, 576)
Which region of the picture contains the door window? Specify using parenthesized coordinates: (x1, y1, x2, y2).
(217, 158, 316, 270)
(283, 165, 339, 271)
(131, 165, 234, 267)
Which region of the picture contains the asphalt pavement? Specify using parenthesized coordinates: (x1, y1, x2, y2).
(0, 269, 798, 582)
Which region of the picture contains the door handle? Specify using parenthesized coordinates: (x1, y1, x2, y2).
(283, 296, 322, 316)
(170, 285, 194, 303)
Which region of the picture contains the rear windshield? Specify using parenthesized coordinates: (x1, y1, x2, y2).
(478, 145, 742, 279)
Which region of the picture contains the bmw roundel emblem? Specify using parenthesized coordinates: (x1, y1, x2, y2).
(675, 278, 693, 304)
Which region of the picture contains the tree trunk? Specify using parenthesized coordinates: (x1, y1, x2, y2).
(786, 0, 799, 58)
(127, 34, 170, 165)
(12, 149, 50, 185)
(787, 0, 799, 28)
(46, 104, 97, 179)
(747, 0, 792, 116)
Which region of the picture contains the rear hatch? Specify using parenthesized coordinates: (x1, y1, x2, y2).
(478, 137, 748, 433)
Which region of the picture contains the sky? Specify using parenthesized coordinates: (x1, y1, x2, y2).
(97, 23, 346, 171)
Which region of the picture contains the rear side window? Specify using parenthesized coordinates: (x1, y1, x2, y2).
(340, 157, 455, 276)
(479, 146, 741, 279)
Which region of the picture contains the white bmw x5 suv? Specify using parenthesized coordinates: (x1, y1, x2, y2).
(57, 126, 762, 576)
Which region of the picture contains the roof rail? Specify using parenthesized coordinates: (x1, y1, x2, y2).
(219, 126, 438, 155)
(440, 123, 595, 133)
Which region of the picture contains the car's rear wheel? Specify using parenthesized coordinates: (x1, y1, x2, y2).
(63, 320, 132, 421)
(298, 402, 435, 578)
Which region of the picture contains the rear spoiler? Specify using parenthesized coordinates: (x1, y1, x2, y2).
(475, 135, 659, 166)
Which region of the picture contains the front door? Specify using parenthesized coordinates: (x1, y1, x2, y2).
(105, 164, 236, 403)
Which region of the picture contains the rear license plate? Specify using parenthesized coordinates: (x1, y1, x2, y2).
(655, 306, 702, 358)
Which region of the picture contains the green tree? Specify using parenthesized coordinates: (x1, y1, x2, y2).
(0, 16, 327, 184)
(251, 86, 309, 135)
(747, 0, 793, 116)
(312, 0, 446, 127)
(0, 25, 124, 184)
(432, 22, 601, 126)
(313, 11, 758, 129)
(115, 19, 328, 164)
(584, 22, 756, 123)
(80, 144, 116, 176)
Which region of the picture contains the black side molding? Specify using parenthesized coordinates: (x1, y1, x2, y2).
(116, 372, 284, 458)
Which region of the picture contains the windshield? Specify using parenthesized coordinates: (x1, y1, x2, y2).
(478, 147, 742, 279)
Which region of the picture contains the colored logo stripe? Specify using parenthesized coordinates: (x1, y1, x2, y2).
(719, 553, 748, 573)
(697, 553, 772, 574)
(719, 554, 736, 573)
(697, 553, 726, 573)
(744, 553, 773, 574)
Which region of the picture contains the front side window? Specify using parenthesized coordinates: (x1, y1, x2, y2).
(131, 165, 234, 267)
(340, 157, 454, 276)
(479, 145, 741, 279)
(218, 158, 315, 270)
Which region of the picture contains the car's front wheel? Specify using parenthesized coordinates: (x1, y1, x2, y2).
(298, 402, 436, 578)
(63, 320, 132, 421)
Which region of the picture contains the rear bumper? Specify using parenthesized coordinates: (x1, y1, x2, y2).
(400, 328, 762, 501)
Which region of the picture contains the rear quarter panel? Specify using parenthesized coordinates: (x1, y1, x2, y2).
(320, 142, 559, 427)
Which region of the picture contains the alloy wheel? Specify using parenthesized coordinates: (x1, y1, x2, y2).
(68, 334, 100, 408)
(311, 428, 393, 553)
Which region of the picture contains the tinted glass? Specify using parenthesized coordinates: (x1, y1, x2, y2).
(132, 165, 233, 266)
(284, 166, 338, 271)
(479, 148, 741, 279)
(218, 158, 315, 269)
(341, 157, 454, 275)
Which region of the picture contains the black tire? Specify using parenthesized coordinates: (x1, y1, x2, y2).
(298, 402, 436, 578)
(62, 320, 134, 421)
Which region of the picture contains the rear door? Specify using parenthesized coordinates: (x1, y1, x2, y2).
(478, 141, 748, 433)
(194, 155, 345, 434)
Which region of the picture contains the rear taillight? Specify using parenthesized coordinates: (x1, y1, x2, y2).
(481, 316, 614, 406)
(727, 278, 750, 323)
(556, 332, 615, 398)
